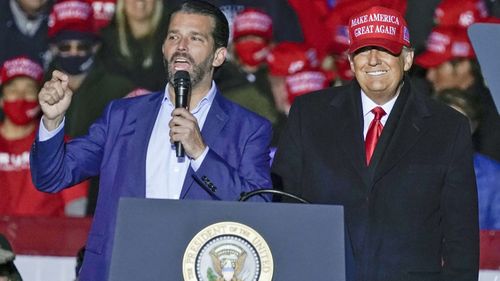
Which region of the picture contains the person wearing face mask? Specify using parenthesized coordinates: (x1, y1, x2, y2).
(214, 7, 285, 146)
(0, 56, 89, 217)
(47, 0, 137, 215)
(47, 0, 136, 139)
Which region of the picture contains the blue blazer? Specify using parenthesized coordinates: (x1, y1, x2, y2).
(30, 90, 272, 281)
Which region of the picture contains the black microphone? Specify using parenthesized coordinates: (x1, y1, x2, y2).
(173, 70, 191, 157)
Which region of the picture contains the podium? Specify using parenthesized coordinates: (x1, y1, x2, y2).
(108, 198, 345, 281)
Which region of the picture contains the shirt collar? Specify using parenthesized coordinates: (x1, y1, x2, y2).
(10, 0, 44, 36)
(163, 81, 217, 113)
(361, 83, 402, 118)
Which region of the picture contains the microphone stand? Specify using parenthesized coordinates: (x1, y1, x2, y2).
(238, 188, 310, 204)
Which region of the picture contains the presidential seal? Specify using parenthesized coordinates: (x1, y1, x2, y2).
(183, 222, 274, 281)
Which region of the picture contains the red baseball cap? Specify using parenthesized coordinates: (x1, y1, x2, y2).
(267, 42, 320, 76)
(285, 70, 329, 103)
(415, 26, 475, 69)
(0, 56, 44, 86)
(86, 0, 116, 31)
(48, 0, 97, 41)
(434, 0, 489, 28)
(232, 8, 273, 42)
(348, 6, 411, 55)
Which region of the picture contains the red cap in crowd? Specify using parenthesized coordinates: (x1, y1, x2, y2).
(348, 6, 410, 55)
(86, 0, 116, 31)
(335, 54, 354, 81)
(285, 70, 329, 103)
(48, 0, 97, 41)
(434, 0, 489, 28)
(233, 8, 273, 42)
(415, 26, 475, 69)
(0, 57, 44, 86)
(267, 42, 320, 76)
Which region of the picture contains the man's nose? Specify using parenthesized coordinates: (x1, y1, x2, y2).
(367, 50, 380, 66)
(177, 37, 189, 51)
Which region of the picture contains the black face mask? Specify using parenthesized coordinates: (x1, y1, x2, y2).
(54, 54, 94, 75)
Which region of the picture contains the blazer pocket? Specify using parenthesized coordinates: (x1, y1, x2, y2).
(86, 233, 105, 255)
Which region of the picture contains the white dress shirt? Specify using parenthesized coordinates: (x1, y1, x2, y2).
(145, 82, 215, 199)
(361, 90, 398, 140)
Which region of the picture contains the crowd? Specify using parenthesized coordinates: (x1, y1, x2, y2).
(0, 0, 499, 280)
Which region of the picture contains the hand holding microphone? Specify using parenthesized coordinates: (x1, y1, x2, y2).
(170, 71, 206, 159)
(173, 71, 190, 157)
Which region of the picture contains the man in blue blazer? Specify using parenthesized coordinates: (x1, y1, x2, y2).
(30, 1, 272, 280)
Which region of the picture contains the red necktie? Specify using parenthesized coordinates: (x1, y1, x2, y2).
(365, 107, 386, 165)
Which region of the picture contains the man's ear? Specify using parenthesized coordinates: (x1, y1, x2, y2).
(348, 54, 355, 72)
(403, 50, 414, 71)
(212, 47, 227, 67)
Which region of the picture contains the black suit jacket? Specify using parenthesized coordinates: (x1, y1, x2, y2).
(271, 76, 479, 281)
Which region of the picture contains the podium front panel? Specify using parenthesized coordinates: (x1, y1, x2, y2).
(109, 198, 345, 281)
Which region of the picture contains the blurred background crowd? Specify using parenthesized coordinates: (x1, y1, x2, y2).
(1, 0, 500, 279)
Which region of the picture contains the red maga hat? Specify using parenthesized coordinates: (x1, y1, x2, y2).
(48, 0, 96, 41)
(415, 26, 475, 69)
(348, 6, 410, 55)
(434, 0, 489, 28)
(267, 42, 320, 76)
(232, 8, 273, 42)
(285, 70, 329, 103)
(0, 56, 44, 86)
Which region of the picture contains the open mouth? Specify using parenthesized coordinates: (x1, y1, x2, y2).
(172, 57, 191, 71)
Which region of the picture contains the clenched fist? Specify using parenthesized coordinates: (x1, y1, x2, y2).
(39, 70, 73, 131)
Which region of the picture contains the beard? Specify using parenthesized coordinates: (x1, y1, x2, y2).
(164, 51, 214, 88)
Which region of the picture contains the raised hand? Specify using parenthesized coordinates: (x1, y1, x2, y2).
(38, 70, 73, 130)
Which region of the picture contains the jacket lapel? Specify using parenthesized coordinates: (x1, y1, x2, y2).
(179, 91, 229, 198)
(329, 83, 369, 188)
(371, 81, 432, 185)
(123, 92, 164, 197)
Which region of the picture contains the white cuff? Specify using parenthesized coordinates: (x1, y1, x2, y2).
(38, 116, 65, 142)
(190, 146, 209, 172)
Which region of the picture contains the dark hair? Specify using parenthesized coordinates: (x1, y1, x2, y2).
(433, 88, 482, 125)
(169, 0, 229, 49)
(449, 58, 484, 83)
